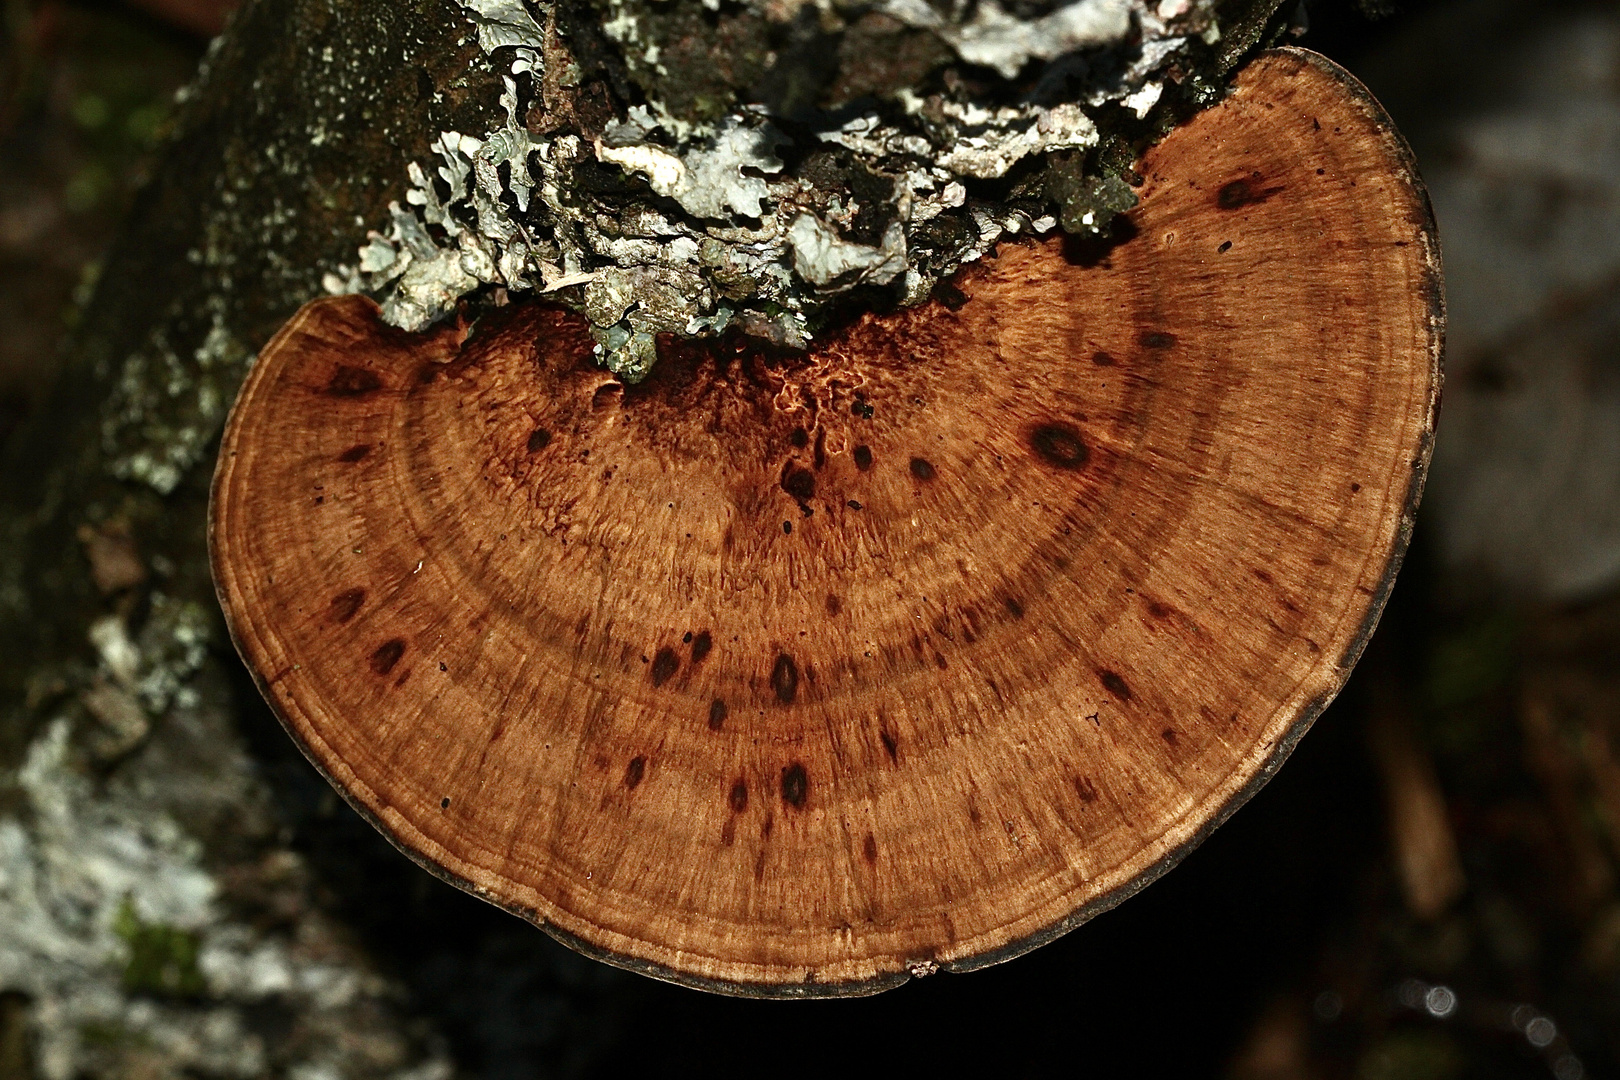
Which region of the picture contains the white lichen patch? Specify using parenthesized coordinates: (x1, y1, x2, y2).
(0, 706, 449, 1080)
(336, 0, 1217, 376)
(609, 118, 786, 221)
(789, 215, 907, 288)
(1, 721, 237, 1078)
(1, 581, 449, 1079)
(459, 0, 547, 51)
(596, 141, 685, 195)
(881, 0, 1133, 79)
(901, 98, 1099, 180)
(105, 294, 248, 495)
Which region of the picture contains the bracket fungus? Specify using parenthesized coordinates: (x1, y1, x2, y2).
(210, 49, 1442, 996)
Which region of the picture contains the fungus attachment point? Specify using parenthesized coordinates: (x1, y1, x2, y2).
(211, 49, 1440, 997)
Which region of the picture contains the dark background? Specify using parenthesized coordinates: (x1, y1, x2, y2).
(4, 1, 1619, 1077)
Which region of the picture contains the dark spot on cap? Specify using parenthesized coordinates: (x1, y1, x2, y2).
(863, 833, 878, 863)
(1004, 597, 1025, 619)
(1074, 777, 1099, 803)
(624, 756, 646, 788)
(782, 465, 816, 500)
(1098, 668, 1132, 701)
(781, 763, 809, 808)
(682, 631, 693, 643)
(691, 631, 712, 664)
(790, 427, 810, 449)
(327, 365, 383, 396)
(782, 520, 792, 535)
(1218, 179, 1254, 208)
(592, 383, 622, 410)
(329, 588, 365, 624)
(650, 647, 679, 687)
(847, 500, 862, 510)
(909, 457, 937, 481)
(879, 727, 898, 764)
(527, 427, 552, 452)
(1217, 177, 1282, 210)
(933, 652, 948, 670)
(813, 428, 827, 470)
(825, 594, 842, 617)
(851, 399, 875, 420)
(1146, 599, 1171, 619)
(1029, 423, 1089, 469)
(771, 653, 799, 704)
(1138, 330, 1177, 349)
(338, 443, 372, 463)
(1161, 729, 1178, 746)
(708, 698, 728, 730)
(853, 445, 873, 471)
(1091, 351, 1116, 367)
(1217, 240, 1233, 253)
(729, 779, 749, 813)
(441, 797, 451, 809)
(370, 639, 406, 676)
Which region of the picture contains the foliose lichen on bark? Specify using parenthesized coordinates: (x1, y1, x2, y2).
(333, 0, 1239, 379)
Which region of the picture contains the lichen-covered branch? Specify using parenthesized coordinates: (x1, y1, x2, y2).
(336, 0, 1278, 379)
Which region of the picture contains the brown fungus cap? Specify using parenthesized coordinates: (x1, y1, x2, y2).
(211, 48, 1442, 996)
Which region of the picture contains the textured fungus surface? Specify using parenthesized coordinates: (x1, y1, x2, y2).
(211, 49, 1442, 995)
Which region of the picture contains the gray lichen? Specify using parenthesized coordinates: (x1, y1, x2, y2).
(882, 0, 1132, 78)
(1, 713, 450, 1080)
(335, 0, 1221, 378)
(103, 294, 248, 496)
